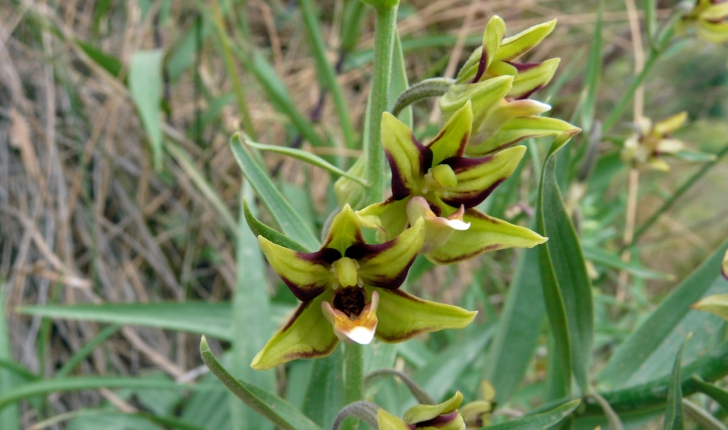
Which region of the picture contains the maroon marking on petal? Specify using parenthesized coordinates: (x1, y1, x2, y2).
(385, 135, 433, 201)
(297, 248, 342, 265)
(346, 240, 416, 290)
(414, 134, 435, 174)
(278, 277, 327, 302)
(441, 179, 504, 208)
(432, 243, 503, 265)
(283, 338, 339, 361)
(471, 49, 488, 83)
(507, 61, 541, 72)
(516, 84, 544, 100)
(415, 411, 460, 427)
(485, 134, 540, 154)
(427, 127, 470, 158)
(440, 155, 495, 172)
(279, 300, 312, 332)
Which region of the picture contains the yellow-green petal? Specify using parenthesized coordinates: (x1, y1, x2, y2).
(692, 293, 728, 321)
(467, 116, 579, 156)
(377, 409, 411, 430)
(509, 58, 560, 99)
(653, 111, 688, 136)
(353, 218, 425, 289)
(494, 19, 557, 62)
(323, 205, 365, 254)
(357, 197, 410, 241)
(370, 286, 477, 342)
(251, 291, 338, 370)
(404, 392, 463, 423)
(428, 101, 473, 165)
(440, 146, 526, 208)
(382, 112, 433, 200)
(427, 209, 547, 264)
(440, 76, 513, 132)
(258, 236, 334, 301)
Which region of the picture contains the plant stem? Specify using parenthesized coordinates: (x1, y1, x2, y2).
(342, 343, 365, 430)
(364, 4, 398, 205)
(630, 143, 728, 246)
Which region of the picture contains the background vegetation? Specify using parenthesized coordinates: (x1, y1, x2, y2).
(0, 0, 727, 428)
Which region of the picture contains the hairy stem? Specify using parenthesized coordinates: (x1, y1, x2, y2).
(342, 343, 365, 430)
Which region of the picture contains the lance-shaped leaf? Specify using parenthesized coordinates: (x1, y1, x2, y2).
(439, 146, 526, 208)
(509, 58, 560, 99)
(257, 237, 335, 302)
(494, 19, 557, 63)
(692, 293, 728, 321)
(382, 113, 433, 200)
(467, 116, 579, 157)
(426, 209, 546, 264)
(428, 101, 473, 165)
(370, 287, 477, 342)
(350, 218, 425, 289)
(441, 76, 514, 131)
(251, 292, 338, 370)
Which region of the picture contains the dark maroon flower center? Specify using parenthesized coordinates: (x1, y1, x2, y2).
(333, 287, 366, 319)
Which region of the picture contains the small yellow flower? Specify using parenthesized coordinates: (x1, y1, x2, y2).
(621, 113, 689, 171)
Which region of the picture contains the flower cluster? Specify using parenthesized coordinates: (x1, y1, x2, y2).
(249, 16, 578, 370)
(680, 0, 728, 44)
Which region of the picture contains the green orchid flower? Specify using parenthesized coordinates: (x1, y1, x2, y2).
(440, 16, 578, 157)
(358, 101, 546, 264)
(251, 205, 476, 370)
(680, 0, 728, 44)
(377, 392, 466, 430)
(460, 380, 496, 428)
(620, 112, 714, 171)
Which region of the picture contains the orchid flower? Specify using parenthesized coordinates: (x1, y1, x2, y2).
(357, 101, 546, 264)
(250, 206, 476, 369)
(681, 0, 728, 44)
(440, 16, 579, 157)
(377, 392, 466, 430)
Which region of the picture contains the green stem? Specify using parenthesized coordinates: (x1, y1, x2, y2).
(299, 0, 356, 150)
(342, 343, 364, 430)
(211, 2, 257, 141)
(602, 50, 658, 133)
(630, 143, 728, 246)
(364, 3, 398, 205)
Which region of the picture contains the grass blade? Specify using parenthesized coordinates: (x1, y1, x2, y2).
(0, 280, 20, 430)
(302, 348, 345, 429)
(244, 140, 367, 185)
(55, 324, 120, 378)
(692, 376, 728, 411)
(484, 400, 580, 430)
(538, 132, 593, 395)
(598, 238, 728, 389)
(129, 50, 164, 170)
(230, 133, 321, 251)
(229, 185, 275, 429)
(484, 245, 545, 403)
(200, 337, 323, 430)
(664, 336, 689, 430)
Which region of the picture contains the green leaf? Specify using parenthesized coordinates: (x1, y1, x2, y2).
(129, 50, 165, 170)
(230, 134, 321, 251)
(598, 238, 728, 389)
(582, 246, 674, 280)
(244, 140, 367, 186)
(0, 377, 213, 412)
(664, 336, 689, 430)
(0, 280, 20, 430)
(302, 347, 345, 429)
(673, 149, 718, 163)
(76, 40, 122, 77)
(200, 337, 323, 430)
(579, 0, 602, 133)
(243, 198, 308, 252)
(483, 400, 580, 430)
(484, 245, 545, 403)
(17, 302, 294, 342)
(229, 185, 275, 430)
(537, 132, 593, 395)
(692, 376, 728, 411)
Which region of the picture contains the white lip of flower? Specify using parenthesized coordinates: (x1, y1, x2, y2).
(321, 290, 379, 345)
(344, 326, 376, 344)
(406, 196, 471, 253)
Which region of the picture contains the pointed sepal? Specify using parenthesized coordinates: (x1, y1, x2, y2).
(426, 209, 547, 264)
(348, 218, 425, 289)
(692, 293, 728, 321)
(258, 236, 335, 301)
(478, 99, 552, 140)
(357, 197, 410, 241)
(251, 292, 338, 369)
(440, 76, 514, 132)
(428, 101, 473, 165)
(377, 410, 412, 430)
(323, 205, 365, 254)
(467, 116, 580, 156)
(404, 391, 463, 424)
(509, 58, 560, 99)
(382, 112, 434, 200)
(494, 19, 557, 63)
(440, 146, 526, 208)
(371, 286, 477, 342)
